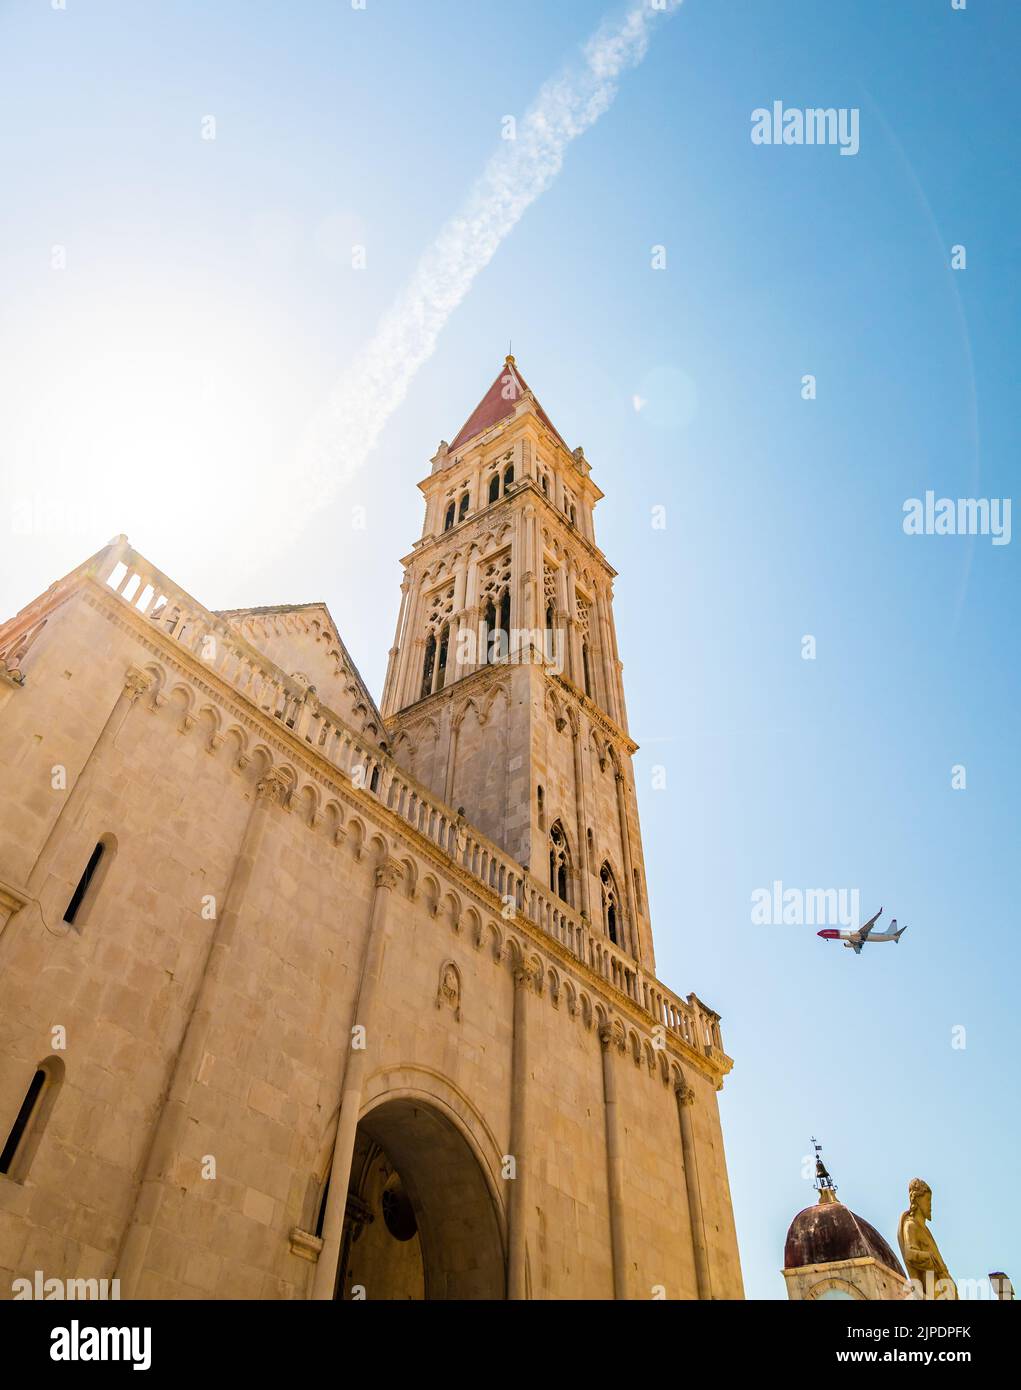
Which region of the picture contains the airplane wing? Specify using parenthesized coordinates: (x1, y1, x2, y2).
(858, 908, 882, 941)
(851, 942, 862, 955)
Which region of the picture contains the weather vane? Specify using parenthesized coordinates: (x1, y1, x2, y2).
(811, 1137, 836, 1193)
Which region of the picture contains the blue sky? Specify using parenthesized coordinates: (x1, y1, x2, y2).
(1, 1, 1017, 1298)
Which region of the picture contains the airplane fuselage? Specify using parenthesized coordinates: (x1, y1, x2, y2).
(817, 929, 901, 945)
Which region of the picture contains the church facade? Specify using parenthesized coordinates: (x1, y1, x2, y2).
(0, 358, 743, 1300)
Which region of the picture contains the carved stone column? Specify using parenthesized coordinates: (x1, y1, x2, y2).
(614, 770, 639, 960)
(595, 587, 619, 723)
(451, 554, 468, 678)
(507, 961, 533, 1300)
(599, 1024, 629, 1299)
(397, 574, 426, 709)
(116, 767, 290, 1297)
(510, 506, 524, 648)
(565, 564, 582, 686)
(570, 719, 591, 922)
(523, 504, 540, 636)
(381, 579, 410, 711)
(311, 858, 404, 1300)
(675, 1077, 712, 1299)
(443, 704, 460, 806)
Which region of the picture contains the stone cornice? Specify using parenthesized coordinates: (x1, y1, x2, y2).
(387, 655, 637, 759)
(383, 658, 511, 729)
(547, 669, 637, 755)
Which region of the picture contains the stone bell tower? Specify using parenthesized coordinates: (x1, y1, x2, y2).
(381, 357, 655, 968)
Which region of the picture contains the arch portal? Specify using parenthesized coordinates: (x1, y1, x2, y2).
(333, 1096, 506, 1300)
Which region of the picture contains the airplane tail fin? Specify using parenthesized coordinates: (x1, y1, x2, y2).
(894, 926, 907, 943)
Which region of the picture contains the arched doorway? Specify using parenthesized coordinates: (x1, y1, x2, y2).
(330, 1096, 506, 1300)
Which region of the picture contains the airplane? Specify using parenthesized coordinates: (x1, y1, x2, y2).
(817, 907, 907, 955)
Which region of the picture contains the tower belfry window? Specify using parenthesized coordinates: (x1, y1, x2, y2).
(421, 634, 437, 698)
(503, 464, 514, 489)
(444, 503, 455, 532)
(488, 474, 500, 504)
(458, 493, 470, 521)
(549, 822, 571, 905)
(436, 623, 450, 689)
(600, 863, 620, 946)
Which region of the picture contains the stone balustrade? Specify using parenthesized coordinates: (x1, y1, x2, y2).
(63, 537, 724, 1065)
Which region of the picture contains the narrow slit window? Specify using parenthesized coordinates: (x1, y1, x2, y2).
(0, 1071, 45, 1173)
(64, 842, 105, 925)
(0, 1057, 64, 1181)
(315, 1173, 331, 1239)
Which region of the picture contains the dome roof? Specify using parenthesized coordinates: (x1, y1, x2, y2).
(784, 1197, 904, 1274)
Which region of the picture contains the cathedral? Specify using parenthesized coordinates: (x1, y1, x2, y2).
(0, 357, 744, 1300)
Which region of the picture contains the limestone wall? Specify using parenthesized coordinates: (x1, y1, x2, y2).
(0, 575, 742, 1300)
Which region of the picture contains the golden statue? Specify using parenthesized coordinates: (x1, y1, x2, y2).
(898, 1178, 957, 1299)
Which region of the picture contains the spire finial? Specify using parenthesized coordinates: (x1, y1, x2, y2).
(506, 339, 515, 366)
(811, 1136, 839, 1204)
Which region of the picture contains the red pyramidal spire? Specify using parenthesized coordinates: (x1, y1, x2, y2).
(448, 355, 567, 453)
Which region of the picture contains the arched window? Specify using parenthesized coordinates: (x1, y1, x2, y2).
(421, 633, 437, 697)
(437, 623, 450, 689)
(570, 504, 577, 525)
(537, 785, 545, 831)
(600, 863, 620, 946)
(458, 493, 470, 522)
(540, 474, 549, 495)
(488, 474, 500, 504)
(549, 822, 571, 904)
(503, 464, 514, 489)
(0, 1056, 65, 1182)
(444, 503, 455, 531)
(63, 837, 114, 927)
(369, 765, 380, 794)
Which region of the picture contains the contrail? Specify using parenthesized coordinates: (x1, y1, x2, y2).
(294, 0, 682, 505)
